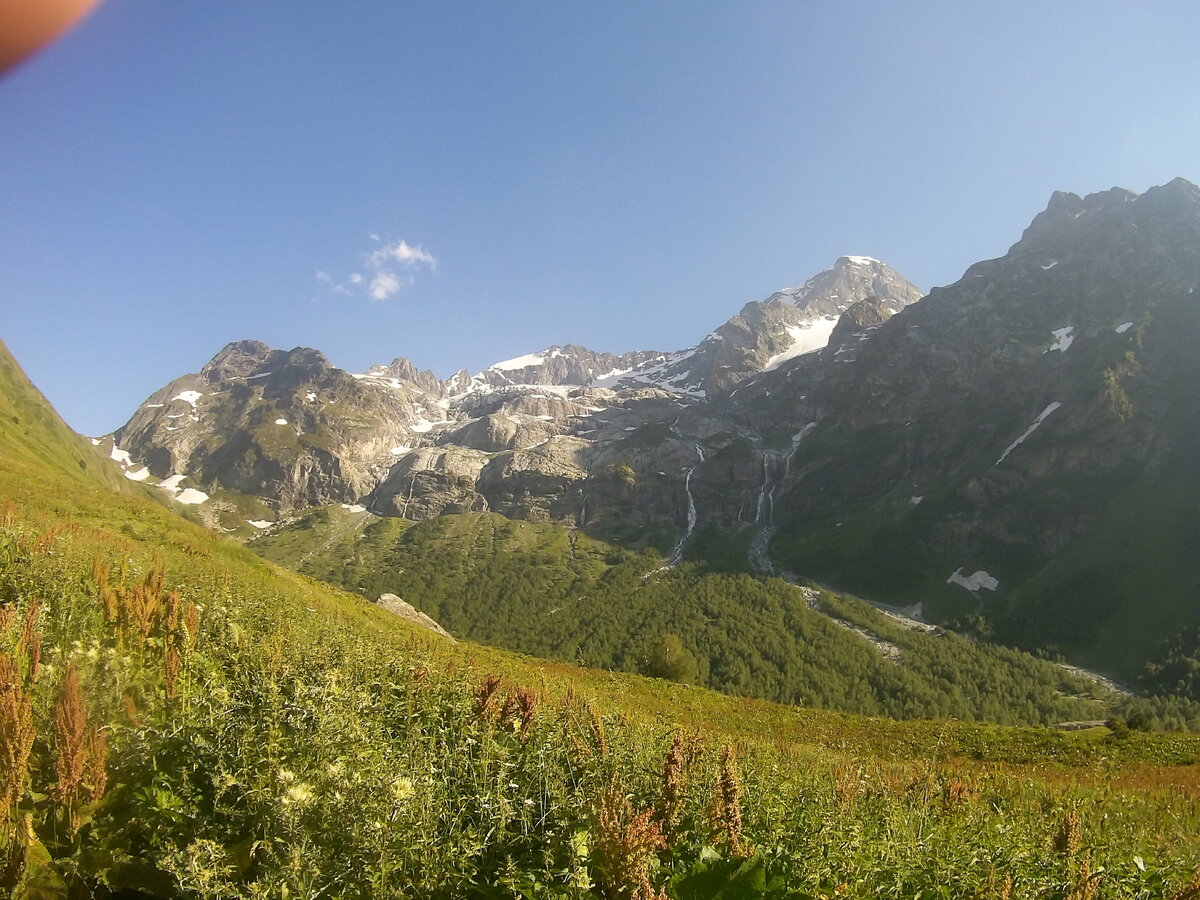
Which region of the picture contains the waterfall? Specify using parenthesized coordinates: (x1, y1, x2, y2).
(400, 474, 416, 519)
(644, 447, 704, 577)
(577, 475, 590, 527)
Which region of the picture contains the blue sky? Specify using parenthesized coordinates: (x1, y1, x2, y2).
(3, 2, 1199, 435)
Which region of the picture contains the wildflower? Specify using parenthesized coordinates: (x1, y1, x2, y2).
(53, 662, 106, 834)
(54, 664, 88, 805)
(164, 645, 182, 700)
(473, 674, 503, 722)
(284, 782, 314, 805)
(709, 745, 749, 858)
(1054, 807, 1083, 856)
(593, 779, 666, 900)
(657, 732, 701, 840)
(278, 768, 296, 783)
(0, 652, 35, 811)
(392, 777, 414, 802)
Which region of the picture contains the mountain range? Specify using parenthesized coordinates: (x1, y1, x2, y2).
(99, 178, 1200, 687)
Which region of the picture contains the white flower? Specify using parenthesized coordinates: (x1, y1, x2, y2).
(392, 777, 414, 801)
(284, 783, 314, 805)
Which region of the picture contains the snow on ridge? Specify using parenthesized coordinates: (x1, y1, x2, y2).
(124, 467, 150, 482)
(1040, 260, 1059, 270)
(247, 520, 273, 529)
(996, 401, 1062, 465)
(171, 390, 202, 407)
(175, 488, 209, 505)
(947, 568, 999, 592)
(1115, 321, 1134, 334)
(489, 352, 547, 371)
(589, 367, 634, 389)
(110, 447, 132, 465)
(763, 317, 840, 371)
(340, 503, 367, 513)
(844, 255, 881, 266)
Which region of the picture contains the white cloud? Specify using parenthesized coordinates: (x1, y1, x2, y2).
(317, 237, 436, 302)
(367, 239, 437, 272)
(390, 240, 437, 269)
(370, 271, 404, 301)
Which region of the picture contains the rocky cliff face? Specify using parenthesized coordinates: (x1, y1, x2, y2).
(732, 178, 1200, 667)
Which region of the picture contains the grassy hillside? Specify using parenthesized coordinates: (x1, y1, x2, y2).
(2, 340, 1200, 897)
(252, 506, 1200, 729)
(0, 340, 129, 494)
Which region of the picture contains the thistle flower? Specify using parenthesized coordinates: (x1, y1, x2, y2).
(284, 782, 314, 805)
(391, 777, 414, 802)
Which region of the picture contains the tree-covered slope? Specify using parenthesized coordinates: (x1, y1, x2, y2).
(249, 506, 1200, 728)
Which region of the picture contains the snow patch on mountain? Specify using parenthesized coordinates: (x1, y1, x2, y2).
(947, 568, 1000, 592)
(1045, 327, 1075, 353)
(997, 402, 1062, 465)
(764, 317, 840, 371)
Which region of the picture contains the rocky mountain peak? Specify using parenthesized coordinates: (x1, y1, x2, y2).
(367, 357, 443, 396)
(199, 339, 275, 382)
(767, 256, 923, 317)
